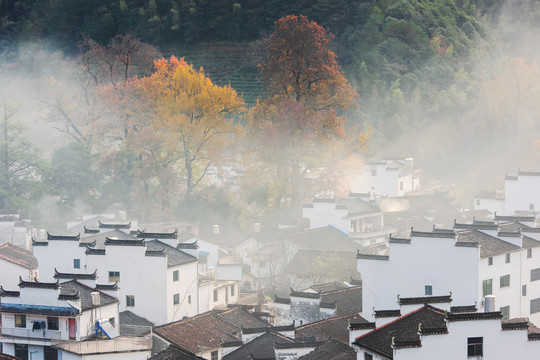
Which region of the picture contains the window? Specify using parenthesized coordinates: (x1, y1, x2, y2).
(530, 203, 535, 211)
(109, 271, 120, 282)
(505, 253, 511, 263)
(531, 298, 540, 314)
(364, 353, 374, 360)
(44, 346, 58, 360)
(531, 268, 540, 282)
(488, 257, 493, 266)
(174, 293, 180, 305)
(500, 305, 510, 320)
(476, 199, 480, 206)
(482, 279, 492, 297)
(15, 344, 28, 360)
(500, 275, 510, 288)
(73, 259, 80, 269)
(15, 314, 26, 328)
(528, 248, 533, 259)
(109, 317, 115, 326)
(188, 295, 192, 304)
(231, 285, 235, 297)
(173, 270, 179, 281)
(425, 285, 433, 296)
(399, 181, 404, 191)
(211, 351, 218, 360)
(523, 285, 527, 296)
(199, 254, 208, 265)
(47, 317, 59, 330)
(126, 295, 135, 307)
(467, 337, 483, 357)
(213, 290, 218, 302)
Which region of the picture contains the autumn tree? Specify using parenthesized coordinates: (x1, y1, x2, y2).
(138, 56, 245, 201)
(247, 15, 364, 209)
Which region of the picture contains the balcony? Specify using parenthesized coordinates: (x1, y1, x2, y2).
(0, 326, 62, 343)
(53, 325, 152, 355)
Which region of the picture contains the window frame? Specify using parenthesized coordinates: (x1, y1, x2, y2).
(15, 314, 26, 328)
(500, 305, 510, 320)
(73, 259, 80, 269)
(47, 317, 59, 330)
(531, 298, 540, 314)
(500, 274, 510, 288)
(467, 337, 483, 357)
(213, 289, 218, 302)
(425, 285, 433, 296)
(528, 248, 533, 259)
(231, 285, 235, 297)
(109, 271, 120, 282)
(173, 293, 180, 305)
(126, 295, 135, 307)
(531, 268, 540, 282)
(173, 270, 179, 282)
(505, 253, 511, 264)
(488, 257, 493, 266)
(482, 279, 493, 297)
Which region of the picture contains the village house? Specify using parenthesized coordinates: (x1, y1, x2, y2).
(0, 243, 38, 289)
(474, 170, 540, 215)
(350, 158, 420, 198)
(0, 211, 30, 247)
(351, 299, 540, 360)
(357, 219, 540, 325)
(0, 276, 151, 360)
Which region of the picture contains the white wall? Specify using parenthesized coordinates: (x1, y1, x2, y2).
(357, 234, 479, 321)
(166, 262, 198, 322)
(303, 202, 348, 232)
(505, 173, 540, 215)
(0, 260, 32, 289)
(33, 240, 87, 282)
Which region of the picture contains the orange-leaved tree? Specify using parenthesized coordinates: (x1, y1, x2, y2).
(246, 15, 364, 209)
(139, 56, 245, 201)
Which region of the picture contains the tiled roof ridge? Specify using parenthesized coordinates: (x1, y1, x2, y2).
(19, 277, 59, 289)
(54, 268, 98, 280)
(296, 313, 362, 331)
(177, 241, 199, 249)
(145, 249, 166, 257)
(350, 322, 376, 331)
(446, 311, 503, 322)
(454, 220, 498, 230)
(274, 295, 291, 305)
(418, 325, 448, 335)
(99, 220, 131, 229)
(459, 229, 521, 251)
(501, 321, 529, 331)
(450, 305, 477, 313)
(497, 231, 522, 237)
(79, 239, 96, 247)
(290, 289, 320, 299)
(241, 322, 294, 334)
(137, 229, 178, 239)
(105, 237, 146, 246)
(274, 338, 328, 349)
(47, 232, 81, 241)
(398, 294, 452, 305)
(411, 229, 455, 238)
(389, 236, 411, 244)
(374, 309, 402, 318)
(495, 213, 535, 222)
(58, 292, 80, 301)
(84, 226, 100, 234)
(392, 338, 421, 349)
(0, 285, 20, 297)
(356, 252, 389, 261)
(95, 282, 118, 291)
(85, 247, 106, 255)
(321, 284, 362, 296)
(61, 279, 119, 302)
(357, 306, 434, 341)
(31, 238, 48, 246)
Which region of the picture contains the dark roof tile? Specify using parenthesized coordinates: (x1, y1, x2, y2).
(296, 313, 367, 344)
(297, 338, 356, 360)
(0, 243, 37, 270)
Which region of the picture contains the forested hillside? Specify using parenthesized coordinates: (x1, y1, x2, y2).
(3, 0, 540, 226)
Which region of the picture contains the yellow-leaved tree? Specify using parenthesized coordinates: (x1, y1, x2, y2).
(139, 56, 245, 200)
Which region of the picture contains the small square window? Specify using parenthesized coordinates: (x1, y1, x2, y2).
(126, 295, 135, 307)
(523, 285, 527, 296)
(500, 274, 510, 288)
(531, 268, 540, 282)
(425, 285, 432, 296)
(15, 314, 26, 328)
(399, 181, 404, 191)
(213, 290, 218, 302)
(188, 295, 192, 304)
(476, 199, 480, 206)
(528, 248, 533, 259)
(467, 337, 483, 356)
(47, 317, 58, 330)
(505, 253, 511, 264)
(174, 293, 180, 305)
(73, 259, 80, 269)
(109, 271, 120, 282)
(173, 270, 179, 281)
(488, 257, 493, 266)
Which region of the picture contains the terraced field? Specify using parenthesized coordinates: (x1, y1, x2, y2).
(168, 44, 264, 105)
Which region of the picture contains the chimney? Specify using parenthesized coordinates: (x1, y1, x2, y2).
(254, 223, 261, 233)
(39, 229, 46, 241)
(213, 224, 220, 235)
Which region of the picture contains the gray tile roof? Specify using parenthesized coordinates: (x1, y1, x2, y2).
(120, 310, 154, 327)
(297, 338, 357, 360)
(149, 345, 205, 360)
(146, 240, 197, 267)
(456, 230, 520, 258)
(223, 331, 295, 360)
(59, 280, 118, 311)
